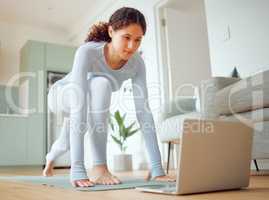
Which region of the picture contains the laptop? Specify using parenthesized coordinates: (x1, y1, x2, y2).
(136, 119, 253, 195)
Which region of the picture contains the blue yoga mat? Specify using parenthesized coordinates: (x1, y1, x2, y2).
(0, 175, 174, 191)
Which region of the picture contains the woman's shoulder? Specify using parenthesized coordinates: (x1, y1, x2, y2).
(75, 41, 104, 56)
(82, 41, 105, 48)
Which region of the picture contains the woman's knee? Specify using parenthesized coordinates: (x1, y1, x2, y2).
(47, 83, 58, 114)
(89, 76, 112, 112)
(89, 76, 112, 93)
(47, 82, 70, 115)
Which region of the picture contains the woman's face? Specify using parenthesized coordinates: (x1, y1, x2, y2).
(109, 23, 144, 61)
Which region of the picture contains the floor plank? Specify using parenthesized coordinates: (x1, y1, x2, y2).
(0, 166, 269, 200)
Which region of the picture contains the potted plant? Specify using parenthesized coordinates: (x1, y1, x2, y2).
(109, 110, 139, 171)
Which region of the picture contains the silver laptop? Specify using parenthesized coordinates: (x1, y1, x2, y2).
(136, 119, 253, 195)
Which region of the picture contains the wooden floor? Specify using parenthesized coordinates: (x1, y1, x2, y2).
(0, 166, 269, 200)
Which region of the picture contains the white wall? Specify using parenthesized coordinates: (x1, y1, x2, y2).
(205, 0, 269, 77)
(0, 21, 72, 85)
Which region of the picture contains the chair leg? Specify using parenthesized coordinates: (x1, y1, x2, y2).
(167, 142, 171, 174)
(253, 159, 259, 171)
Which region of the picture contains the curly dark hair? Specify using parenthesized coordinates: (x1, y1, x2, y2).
(85, 7, 146, 43)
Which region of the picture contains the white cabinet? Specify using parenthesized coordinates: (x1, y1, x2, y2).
(0, 40, 76, 166)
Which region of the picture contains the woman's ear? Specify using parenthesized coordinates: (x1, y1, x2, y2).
(108, 26, 113, 38)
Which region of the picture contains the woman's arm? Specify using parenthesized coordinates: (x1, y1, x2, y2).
(69, 45, 93, 181)
(131, 56, 165, 178)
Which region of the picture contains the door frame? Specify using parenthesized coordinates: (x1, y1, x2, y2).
(154, 0, 173, 106)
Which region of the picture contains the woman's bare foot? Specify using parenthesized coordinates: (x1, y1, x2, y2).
(145, 171, 176, 182)
(42, 160, 54, 177)
(88, 164, 121, 185)
(71, 179, 95, 187)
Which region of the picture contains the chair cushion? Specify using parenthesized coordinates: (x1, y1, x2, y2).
(158, 112, 202, 142)
(160, 97, 196, 121)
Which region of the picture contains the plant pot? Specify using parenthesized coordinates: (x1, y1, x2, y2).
(113, 154, 133, 172)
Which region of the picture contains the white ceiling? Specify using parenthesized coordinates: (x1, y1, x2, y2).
(0, 0, 111, 32)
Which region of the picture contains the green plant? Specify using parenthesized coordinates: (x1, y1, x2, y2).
(109, 110, 139, 153)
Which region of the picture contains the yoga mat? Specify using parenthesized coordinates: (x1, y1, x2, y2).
(0, 175, 174, 191)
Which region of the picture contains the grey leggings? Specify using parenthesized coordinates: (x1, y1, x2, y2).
(46, 76, 112, 175)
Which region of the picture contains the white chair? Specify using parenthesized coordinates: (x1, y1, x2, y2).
(159, 71, 269, 173)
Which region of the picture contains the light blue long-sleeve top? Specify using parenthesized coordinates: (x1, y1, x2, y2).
(66, 41, 165, 181)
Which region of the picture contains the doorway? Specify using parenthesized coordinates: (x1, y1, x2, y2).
(155, 0, 211, 102)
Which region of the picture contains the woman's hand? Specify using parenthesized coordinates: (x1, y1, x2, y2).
(152, 175, 176, 182)
(145, 171, 176, 182)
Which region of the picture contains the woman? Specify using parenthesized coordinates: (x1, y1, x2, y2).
(43, 7, 174, 187)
